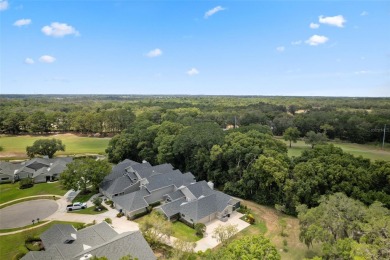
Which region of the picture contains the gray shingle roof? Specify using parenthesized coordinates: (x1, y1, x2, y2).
(166, 189, 185, 201)
(40, 224, 77, 248)
(76, 221, 118, 247)
(74, 231, 156, 260)
(0, 162, 19, 176)
(103, 175, 135, 196)
(159, 198, 186, 218)
(112, 188, 150, 212)
(135, 163, 174, 179)
(186, 181, 215, 199)
(180, 194, 218, 222)
(22, 223, 155, 260)
(145, 170, 195, 191)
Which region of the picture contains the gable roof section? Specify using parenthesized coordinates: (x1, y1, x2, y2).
(185, 181, 215, 199)
(103, 175, 136, 196)
(180, 194, 218, 222)
(76, 221, 118, 247)
(40, 224, 77, 248)
(135, 163, 174, 179)
(159, 197, 186, 218)
(112, 188, 150, 212)
(74, 231, 156, 260)
(166, 189, 185, 201)
(0, 162, 19, 176)
(145, 170, 195, 192)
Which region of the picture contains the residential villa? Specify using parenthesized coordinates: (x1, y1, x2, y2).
(0, 157, 72, 184)
(21, 221, 155, 260)
(100, 159, 240, 226)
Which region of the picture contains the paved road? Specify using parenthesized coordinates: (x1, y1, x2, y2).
(0, 199, 58, 229)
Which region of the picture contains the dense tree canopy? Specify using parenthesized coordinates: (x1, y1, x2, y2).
(26, 138, 65, 158)
(60, 158, 111, 193)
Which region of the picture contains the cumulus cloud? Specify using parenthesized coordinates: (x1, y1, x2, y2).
(24, 58, 34, 64)
(187, 68, 199, 76)
(360, 11, 368, 16)
(291, 40, 302, 45)
(0, 0, 9, 11)
(146, 48, 162, 58)
(14, 19, 31, 27)
(204, 6, 225, 19)
(310, 22, 320, 29)
(319, 15, 346, 27)
(305, 35, 329, 46)
(276, 46, 285, 52)
(39, 55, 56, 63)
(42, 22, 79, 37)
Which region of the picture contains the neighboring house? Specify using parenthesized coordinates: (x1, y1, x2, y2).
(100, 160, 240, 225)
(22, 221, 156, 260)
(0, 157, 72, 183)
(0, 162, 20, 183)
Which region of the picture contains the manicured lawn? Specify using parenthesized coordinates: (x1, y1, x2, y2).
(172, 221, 200, 242)
(0, 182, 67, 205)
(0, 133, 110, 159)
(68, 206, 108, 215)
(72, 192, 95, 203)
(277, 138, 390, 161)
(0, 221, 84, 260)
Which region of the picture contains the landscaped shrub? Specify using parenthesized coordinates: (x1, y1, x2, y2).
(237, 204, 250, 214)
(105, 200, 114, 208)
(104, 218, 112, 224)
(116, 212, 124, 218)
(12, 251, 26, 260)
(195, 223, 206, 237)
(130, 210, 149, 220)
(149, 201, 161, 208)
(19, 178, 34, 189)
(247, 213, 255, 224)
(93, 197, 103, 208)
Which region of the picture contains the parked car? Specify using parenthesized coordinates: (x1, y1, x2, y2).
(66, 202, 87, 211)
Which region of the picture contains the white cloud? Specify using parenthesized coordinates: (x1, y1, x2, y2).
(310, 22, 320, 29)
(305, 35, 329, 46)
(0, 0, 9, 11)
(319, 15, 346, 27)
(291, 40, 302, 45)
(276, 46, 285, 52)
(39, 55, 56, 63)
(204, 6, 225, 19)
(187, 68, 199, 76)
(24, 58, 34, 64)
(360, 11, 368, 16)
(42, 22, 79, 37)
(14, 19, 31, 27)
(146, 48, 162, 58)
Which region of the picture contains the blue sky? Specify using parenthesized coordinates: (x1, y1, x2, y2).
(1, 0, 389, 96)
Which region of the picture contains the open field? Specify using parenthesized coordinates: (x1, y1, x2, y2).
(277, 138, 390, 161)
(0, 221, 83, 260)
(0, 182, 66, 205)
(0, 133, 110, 159)
(236, 200, 321, 260)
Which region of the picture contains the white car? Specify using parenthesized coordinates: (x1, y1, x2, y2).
(66, 202, 87, 211)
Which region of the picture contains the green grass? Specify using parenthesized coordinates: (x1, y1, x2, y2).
(0, 195, 61, 209)
(278, 138, 390, 161)
(72, 192, 94, 203)
(171, 221, 200, 242)
(0, 221, 49, 233)
(0, 221, 84, 260)
(68, 206, 108, 215)
(0, 133, 110, 159)
(0, 182, 66, 205)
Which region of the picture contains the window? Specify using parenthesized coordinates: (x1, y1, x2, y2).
(1, 177, 9, 180)
(181, 214, 185, 217)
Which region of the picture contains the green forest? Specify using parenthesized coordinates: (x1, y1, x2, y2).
(1, 95, 389, 259)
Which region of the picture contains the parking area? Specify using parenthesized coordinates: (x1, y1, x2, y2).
(194, 211, 250, 252)
(0, 199, 58, 229)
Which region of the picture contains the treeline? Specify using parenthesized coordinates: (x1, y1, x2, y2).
(106, 119, 390, 215)
(0, 96, 389, 144)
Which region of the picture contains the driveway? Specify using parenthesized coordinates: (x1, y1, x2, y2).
(194, 211, 250, 252)
(0, 199, 58, 229)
